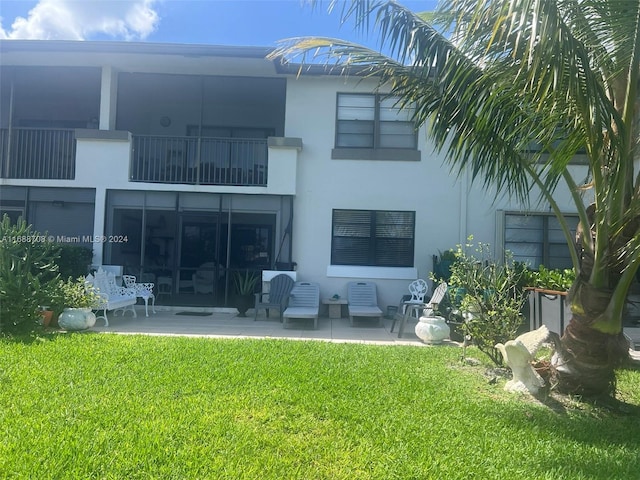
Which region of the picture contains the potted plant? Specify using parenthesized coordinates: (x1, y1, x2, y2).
(232, 271, 259, 317)
(55, 277, 101, 330)
(524, 266, 575, 334)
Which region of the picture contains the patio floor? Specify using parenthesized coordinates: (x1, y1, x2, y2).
(90, 305, 445, 347)
(89, 304, 640, 359)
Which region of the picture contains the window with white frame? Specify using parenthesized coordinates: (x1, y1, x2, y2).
(335, 93, 417, 149)
(504, 212, 579, 270)
(331, 209, 415, 267)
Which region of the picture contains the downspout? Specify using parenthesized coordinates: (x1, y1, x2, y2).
(459, 166, 469, 246)
(288, 195, 294, 269)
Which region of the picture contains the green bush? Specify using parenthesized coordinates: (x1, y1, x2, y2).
(447, 238, 528, 366)
(55, 244, 93, 279)
(44, 276, 101, 319)
(0, 215, 61, 333)
(432, 249, 458, 281)
(522, 264, 575, 291)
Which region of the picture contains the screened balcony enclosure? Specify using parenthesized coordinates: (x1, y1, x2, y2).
(1, 67, 286, 186)
(120, 73, 285, 186)
(0, 66, 100, 179)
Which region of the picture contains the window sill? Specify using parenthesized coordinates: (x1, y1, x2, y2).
(327, 265, 417, 280)
(331, 148, 421, 161)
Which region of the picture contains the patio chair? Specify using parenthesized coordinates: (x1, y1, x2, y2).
(122, 274, 156, 317)
(254, 273, 295, 321)
(283, 282, 320, 329)
(392, 282, 448, 337)
(389, 279, 430, 328)
(347, 281, 383, 327)
(404, 278, 430, 318)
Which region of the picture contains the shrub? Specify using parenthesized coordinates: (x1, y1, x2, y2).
(432, 248, 458, 281)
(447, 238, 528, 366)
(522, 265, 575, 291)
(55, 244, 93, 279)
(0, 215, 61, 333)
(232, 270, 259, 295)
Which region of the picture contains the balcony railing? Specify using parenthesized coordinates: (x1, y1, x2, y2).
(131, 135, 268, 186)
(0, 128, 76, 179)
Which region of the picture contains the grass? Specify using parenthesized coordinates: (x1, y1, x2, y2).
(1, 333, 639, 479)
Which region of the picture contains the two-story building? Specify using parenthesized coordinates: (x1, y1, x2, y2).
(0, 39, 581, 309)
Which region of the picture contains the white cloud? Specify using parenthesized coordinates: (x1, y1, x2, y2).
(0, 0, 160, 40)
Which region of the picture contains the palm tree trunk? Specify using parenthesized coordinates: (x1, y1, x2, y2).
(551, 216, 631, 395)
(552, 317, 630, 396)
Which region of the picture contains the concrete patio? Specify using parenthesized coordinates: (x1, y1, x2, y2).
(90, 305, 442, 346)
(89, 304, 640, 361)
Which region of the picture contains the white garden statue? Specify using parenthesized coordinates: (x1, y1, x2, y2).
(495, 325, 550, 394)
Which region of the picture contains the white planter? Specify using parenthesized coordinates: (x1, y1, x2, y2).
(415, 315, 450, 344)
(58, 307, 96, 331)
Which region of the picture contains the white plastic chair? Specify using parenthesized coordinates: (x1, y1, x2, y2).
(392, 282, 448, 336)
(405, 279, 430, 317)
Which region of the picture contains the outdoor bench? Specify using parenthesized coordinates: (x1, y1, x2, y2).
(86, 268, 137, 326)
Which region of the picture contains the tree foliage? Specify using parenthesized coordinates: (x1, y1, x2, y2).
(447, 239, 528, 366)
(0, 215, 60, 333)
(273, 0, 640, 395)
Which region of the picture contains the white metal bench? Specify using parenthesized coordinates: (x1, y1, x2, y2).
(86, 268, 137, 326)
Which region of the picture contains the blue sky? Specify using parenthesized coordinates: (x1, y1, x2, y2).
(0, 1, 437, 47)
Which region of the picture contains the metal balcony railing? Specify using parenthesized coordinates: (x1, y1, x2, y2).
(131, 135, 268, 186)
(0, 128, 76, 179)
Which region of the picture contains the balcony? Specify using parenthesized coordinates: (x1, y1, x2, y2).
(0, 128, 76, 179)
(131, 135, 268, 186)
(0, 129, 297, 191)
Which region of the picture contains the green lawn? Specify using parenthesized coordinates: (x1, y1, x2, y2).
(1, 333, 639, 479)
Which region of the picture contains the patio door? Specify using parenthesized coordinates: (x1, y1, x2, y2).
(177, 213, 225, 305)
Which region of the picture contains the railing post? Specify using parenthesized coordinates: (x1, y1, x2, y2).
(195, 136, 202, 185)
(4, 80, 15, 177)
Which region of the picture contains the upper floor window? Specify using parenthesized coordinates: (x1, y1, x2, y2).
(331, 209, 415, 267)
(332, 94, 420, 161)
(336, 93, 417, 149)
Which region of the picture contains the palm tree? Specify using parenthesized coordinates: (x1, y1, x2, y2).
(272, 0, 640, 396)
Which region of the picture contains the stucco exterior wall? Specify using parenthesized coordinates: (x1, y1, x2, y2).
(1, 40, 588, 312)
(284, 76, 462, 307)
(283, 74, 586, 308)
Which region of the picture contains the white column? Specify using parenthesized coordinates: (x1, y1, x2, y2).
(99, 66, 118, 131)
(92, 187, 107, 265)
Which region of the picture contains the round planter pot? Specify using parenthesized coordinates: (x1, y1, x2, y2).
(234, 294, 254, 317)
(415, 315, 450, 344)
(58, 307, 96, 331)
(39, 310, 54, 328)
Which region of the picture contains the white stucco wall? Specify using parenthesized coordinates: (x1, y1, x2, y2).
(283, 75, 586, 308)
(2, 40, 588, 312)
(284, 76, 461, 307)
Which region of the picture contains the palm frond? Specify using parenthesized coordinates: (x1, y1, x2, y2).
(276, 0, 640, 284)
